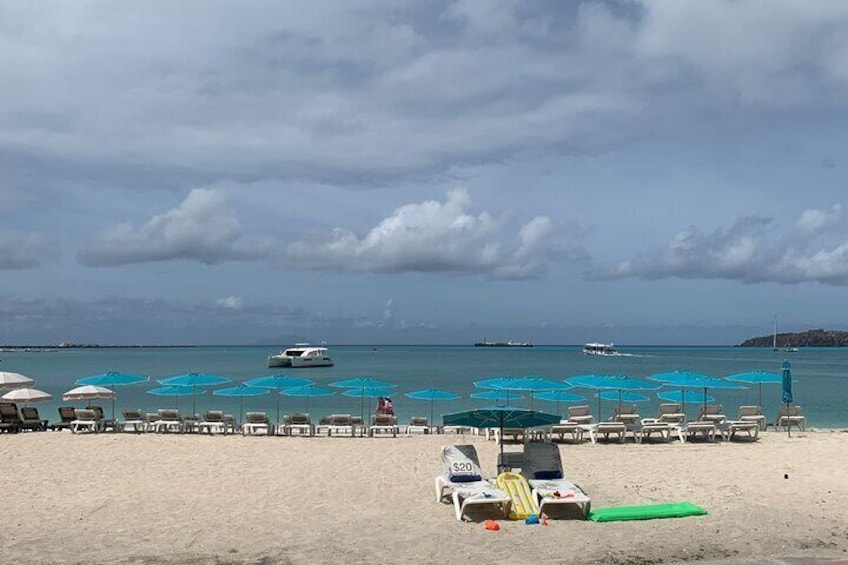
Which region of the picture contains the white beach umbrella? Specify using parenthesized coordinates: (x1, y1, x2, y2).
(0, 371, 35, 391)
(1, 387, 52, 404)
(63, 385, 115, 402)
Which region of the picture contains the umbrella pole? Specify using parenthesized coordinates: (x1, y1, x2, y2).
(758, 383, 763, 409)
(192, 385, 197, 418)
(276, 394, 281, 426)
(240, 395, 244, 422)
(112, 395, 116, 429)
(596, 394, 601, 421)
(430, 399, 434, 433)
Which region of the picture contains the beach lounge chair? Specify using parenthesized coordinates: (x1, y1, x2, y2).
(738, 405, 767, 431)
(119, 409, 146, 433)
(242, 412, 271, 435)
(588, 421, 628, 443)
(658, 403, 686, 423)
(20, 406, 49, 431)
(327, 414, 354, 437)
(435, 445, 512, 521)
(776, 405, 806, 431)
(720, 420, 760, 441)
(406, 416, 430, 435)
(492, 427, 527, 444)
(351, 415, 366, 437)
(698, 404, 727, 424)
(369, 414, 399, 437)
(315, 415, 333, 436)
(681, 421, 717, 442)
(51, 407, 77, 431)
(223, 413, 239, 434)
(0, 403, 23, 433)
(547, 420, 586, 443)
(521, 442, 591, 519)
(198, 410, 228, 434)
(612, 403, 641, 425)
(566, 405, 594, 425)
(155, 409, 184, 433)
(86, 405, 114, 432)
(70, 408, 100, 433)
(634, 419, 684, 443)
(285, 413, 314, 437)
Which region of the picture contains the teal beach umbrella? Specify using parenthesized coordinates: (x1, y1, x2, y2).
(76, 371, 149, 423)
(657, 390, 715, 404)
(533, 390, 585, 415)
(147, 384, 202, 411)
(159, 373, 230, 416)
(245, 375, 314, 425)
(726, 371, 782, 408)
(213, 385, 270, 421)
(404, 389, 461, 426)
(281, 384, 335, 414)
(471, 390, 525, 404)
(342, 386, 395, 422)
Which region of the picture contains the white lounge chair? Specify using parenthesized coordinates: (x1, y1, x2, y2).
(155, 409, 184, 433)
(120, 409, 146, 433)
(776, 406, 806, 431)
(405, 416, 430, 435)
(369, 414, 399, 437)
(285, 413, 314, 437)
(197, 410, 227, 435)
(566, 405, 594, 425)
(547, 420, 586, 443)
(327, 414, 355, 437)
(681, 420, 717, 442)
(612, 403, 641, 425)
(435, 445, 512, 521)
(635, 419, 684, 443)
(721, 420, 760, 441)
(242, 412, 271, 435)
(698, 404, 727, 425)
(588, 421, 628, 443)
(70, 408, 100, 433)
(658, 403, 686, 423)
(738, 405, 767, 431)
(521, 442, 591, 519)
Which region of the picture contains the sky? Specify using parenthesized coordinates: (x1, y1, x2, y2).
(2, 0, 848, 346)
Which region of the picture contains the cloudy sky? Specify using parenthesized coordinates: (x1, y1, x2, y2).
(3, 0, 848, 346)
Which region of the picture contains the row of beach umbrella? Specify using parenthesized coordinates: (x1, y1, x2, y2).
(0, 364, 796, 426)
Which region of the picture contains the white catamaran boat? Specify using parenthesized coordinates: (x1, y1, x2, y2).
(268, 344, 334, 368)
(583, 343, 619, 356)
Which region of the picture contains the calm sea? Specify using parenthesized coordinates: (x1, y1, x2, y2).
(3, 345, 846, 428)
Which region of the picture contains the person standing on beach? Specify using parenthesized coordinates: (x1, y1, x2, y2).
(376, 396, 386, 415)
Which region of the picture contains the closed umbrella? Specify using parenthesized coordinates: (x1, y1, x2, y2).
(147, 384, 203, 411)
(212, 385, 270, 422)
(405, 389, 461, 429)
(76, 371, 149, 423)
(244, 375, 314, 426)
(781, 360, 794, 437)
(726, 371, 782, 408)
(0, 371, 34, 391)
(281, 384, 335, 414)
(158, 373, 230, 417)
(1, 387, 52, 405)
(442, 407, 560, 469)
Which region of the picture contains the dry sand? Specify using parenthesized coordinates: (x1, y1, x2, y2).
(2, 430, 847, 565)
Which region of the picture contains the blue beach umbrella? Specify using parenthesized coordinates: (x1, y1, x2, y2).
(405, 389, 461, 427)
(534, 390, 585, 415)
(213, 385, 270, 421)
(471, 390, 525, 404)
(281, 384, 335, 413)
(245, 375, 314, 425)
(567, 374, 661, 419)
(726, 371, 782, 408)
(342, 386, 396, 422)
(330, 378, 397, 423)
(159, 373, 231, 416)
(596, 391, 650, 403)
(147, 384, 202, 411)
(657, 390, 715, 404)
(649, 371, 744, 416)
(76, 371, 150, 422)
(442, 407, 561, 466)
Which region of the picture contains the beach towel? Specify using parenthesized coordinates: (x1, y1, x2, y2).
(588, 501, 707, 522)
(496, 472, 539, 520)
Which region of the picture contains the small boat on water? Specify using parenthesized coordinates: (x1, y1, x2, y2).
(583, 343, 619, 356)
(268, 344, 334, 368)
(474, 339, 533, 348)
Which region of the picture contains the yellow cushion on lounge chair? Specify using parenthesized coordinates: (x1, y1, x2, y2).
(496, 471, 539, 520)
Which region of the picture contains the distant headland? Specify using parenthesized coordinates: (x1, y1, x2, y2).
(738, 329, 848, 347)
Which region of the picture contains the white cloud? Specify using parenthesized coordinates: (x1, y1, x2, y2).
(0, 232, 59, 269)
(78, 188, 270, 266)
(285, 189, 564, 279)
(597, 203, 848, 285)
(216, 296, 244, 310)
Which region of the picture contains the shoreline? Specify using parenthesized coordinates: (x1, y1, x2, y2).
(2, 430, 847, 564)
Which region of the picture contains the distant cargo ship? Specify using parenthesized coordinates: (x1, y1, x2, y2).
(474, 339, 533, 348)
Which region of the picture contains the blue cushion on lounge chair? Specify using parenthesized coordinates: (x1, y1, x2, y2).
(450, 474, 482, 483)
(534, 470, 563, 480)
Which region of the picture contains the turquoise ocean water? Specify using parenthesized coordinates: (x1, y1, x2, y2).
(2, 345, 846, 428)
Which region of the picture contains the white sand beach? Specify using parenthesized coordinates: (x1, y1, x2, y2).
(2, 431, 847, 565)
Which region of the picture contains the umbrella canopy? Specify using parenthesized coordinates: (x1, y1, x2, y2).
(596, 391, 650, 403)
(244, 375, 314, 424)
(158, 373, 230, 416)
(474, 376, 523, 390)
(533, 390, 585, 415)
(76, 371, 150, 422)
(281, 384, 335, 414)
(0, 371, 35, 391)
(330, 377, 397, 389)
(442, 407, 561, 466)
(649, 371, 744, 415)
(342, 386, 396, 422)
(405, 389, 461, 427)
(726, 371, 782, 407)
(781, 360, 793, 405)
(147, 384, 203, 411)
(213, 385, 270, 421)
(1, 387, 52, 404)
(567, 374, 660, 418)
(63, 385, 115, 402)
(657, 390, 715, 404)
